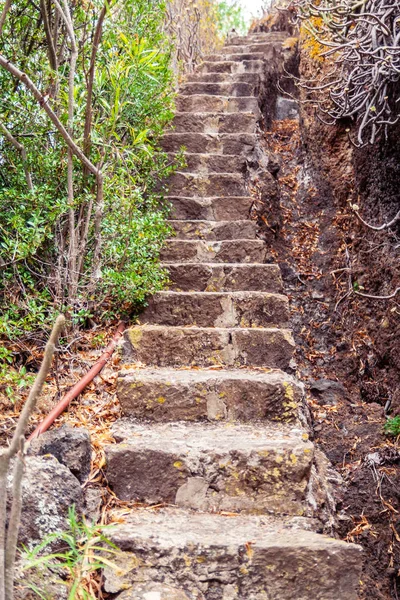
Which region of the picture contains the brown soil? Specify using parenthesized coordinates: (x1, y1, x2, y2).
(261, 117, 400, 599)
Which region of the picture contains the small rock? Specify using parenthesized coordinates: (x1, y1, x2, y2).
(28, 425, 92, 482)
(310, 379, 346, 406)
(7, 455, 83, 547)
(176, 477, 209, 509)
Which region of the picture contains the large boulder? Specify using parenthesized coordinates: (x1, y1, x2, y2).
(7, 454, 84, 546)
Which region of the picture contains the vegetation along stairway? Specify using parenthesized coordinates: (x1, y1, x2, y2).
(103, 31, 363, 599)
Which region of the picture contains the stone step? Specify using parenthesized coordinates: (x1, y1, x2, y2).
(168, 196, 253, 221)
(123, 325, 295, 369)
(218, 43, 278, 56)
(205, 51, 268, 63)
(117, 367, 303, 423)
(167, 153, 247, 174)
(199, 59, 264, 74)
(166, 172, 247, 197)
(175, 95, 260, 113)
(140, 291, 289, 328)
(179, 81, 256, 97)
(172, 112, 257, 134)
(102, 509, 362, 600)
(163, 263, 283, 292)
(162, 132, 256, 155)
(186, 72, 260, 85)
(169, 219, 257, 240)
(160, 239, 266, 263)
(106, 420, 314, 514)
(227, 33, 288, 46)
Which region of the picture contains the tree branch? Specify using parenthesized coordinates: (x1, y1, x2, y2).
(0, 54, 99, 177)
(0, 0, 11, 37)
(83, 5, 106, 166)
(0, 123, 33, 190)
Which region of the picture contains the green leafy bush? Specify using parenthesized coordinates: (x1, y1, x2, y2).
(0, 0, 180, 345)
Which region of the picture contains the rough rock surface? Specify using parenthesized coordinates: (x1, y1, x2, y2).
(106, 420, 314, 513)
(102, 508, 362, 600)
(7, 455, 83, 546)
(117, 367, 302, 422)
(28, 424, 92, 482)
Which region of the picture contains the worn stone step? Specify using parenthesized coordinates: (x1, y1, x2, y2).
(218, 43, 278, 56)
(123, 325, 295, 369)
(180, 81, 256, 97)
(106, 420, 314, 514)
(172, 112, 257, 134)
(117, 367, 302, 423)
(160, 239, 266, 263)
(140, 291, 289, 328)
(186, 72, 261, 85)
(204, 52, 270, 63)
(103, 508, 362, 600)
(161, 132, 256, 155)
(167, 153, 247, 174)
(164, 263, 283, 292)
(166, 172, 247, 197)
(175, 95, 260, 113)
(168, 196, 253, 221)
(199, 59, 264, 74)
(169, 219, 257, 240)
(227, 33, 288, 46)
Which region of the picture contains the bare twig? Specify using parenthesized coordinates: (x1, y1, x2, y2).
(354, 287, 400, 300)
(354, 209, 400, 232)
(0, 315, 65, 600)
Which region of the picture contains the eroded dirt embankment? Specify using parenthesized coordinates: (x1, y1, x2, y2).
(258, 54, 400, 597)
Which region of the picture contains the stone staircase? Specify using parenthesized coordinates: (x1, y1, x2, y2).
(103, 32, 362, 600)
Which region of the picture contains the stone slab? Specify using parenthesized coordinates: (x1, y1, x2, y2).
(167, 153, 247, 174)
(117, 367, 303, 423)
(161, 132, 256, 155)
(187, 72, 261, 85)
(175, 95, 260, 114)
(103, 508, 362, 600)
(163, 262, 283, 292)
(160, 239, 267, 263)
(140, 291, 289, 328)
(166, 172, 247, 197)
(167, 196, 253, 221)
(179, 81, 255, 97)
(106, 421, 314, 513)
(199, 59, 265, 74)
(172, 112, 257, 134)
(123, 326, 295, 369)
(169, 219, 257, 240)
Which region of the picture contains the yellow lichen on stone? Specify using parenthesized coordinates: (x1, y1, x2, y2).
(128, 327, 143, 349)
(283, 381, 294, 401)
(156, 396, 166, 404)
(289, 453, 298, 465)
(174, 460, 184, 469)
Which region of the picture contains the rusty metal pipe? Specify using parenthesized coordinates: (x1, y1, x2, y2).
(28, 321, 126, 441)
